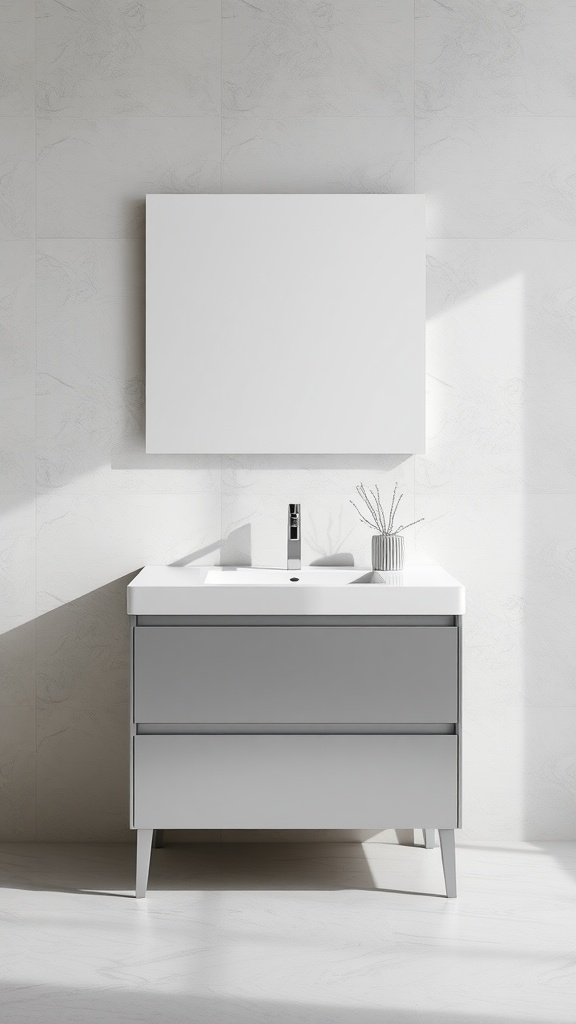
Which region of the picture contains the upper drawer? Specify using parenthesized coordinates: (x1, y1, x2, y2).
(133, 625, 458, 724)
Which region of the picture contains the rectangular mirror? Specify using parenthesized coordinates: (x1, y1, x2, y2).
(146, 193, 425, 454)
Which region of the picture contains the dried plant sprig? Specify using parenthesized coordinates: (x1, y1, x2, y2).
(393, 518, 425, 533)
(350, 500, 381, 532)
(388, 481, 398, 532)
(354, 484, 384, 533)
(372, 484, 387, 534)
(356, 484, 381, 531)
(350, 482, 424, 535)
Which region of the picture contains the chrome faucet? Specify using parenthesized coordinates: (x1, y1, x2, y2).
(287, 503, 301, 570)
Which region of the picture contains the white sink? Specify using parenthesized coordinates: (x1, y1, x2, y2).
(204, 567, 372, 586)
(128, 565, 465, 616)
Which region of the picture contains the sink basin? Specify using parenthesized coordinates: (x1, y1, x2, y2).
(204, 567, 373, 586)
(128, 565, 465, 616)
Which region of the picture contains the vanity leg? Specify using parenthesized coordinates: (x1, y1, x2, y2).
(153, 829, 165, 849)
(438, 829, 457, 898)
(136, 829, 154, 899)
(423, 829, 436, 849)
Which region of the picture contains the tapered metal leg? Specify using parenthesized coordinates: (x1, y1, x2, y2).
(136, 829, 153, 898)
(423, 829, 436, 849)
(153, 829, 164, 849)
(439, 829, 457, 898)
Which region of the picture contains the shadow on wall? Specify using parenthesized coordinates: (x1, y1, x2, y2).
(0, 559, 426, 844)
(0, 544, 387, 842)
(0, 577, 135, 842)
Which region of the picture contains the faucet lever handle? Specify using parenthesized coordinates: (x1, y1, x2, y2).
(288, 503, 300, 540)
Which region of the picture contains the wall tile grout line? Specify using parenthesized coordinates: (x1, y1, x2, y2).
(28, 113, 576, 121)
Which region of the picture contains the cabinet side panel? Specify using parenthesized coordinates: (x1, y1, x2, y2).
(129, 616, 136, 830)
(457, 615, 463, 828)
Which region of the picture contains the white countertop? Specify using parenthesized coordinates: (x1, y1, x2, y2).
(127, 565, 465, 616)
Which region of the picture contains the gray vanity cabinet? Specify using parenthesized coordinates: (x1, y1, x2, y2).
(130, 616, 462, 898)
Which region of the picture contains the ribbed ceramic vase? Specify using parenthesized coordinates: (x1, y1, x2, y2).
(372, 533, 404, 571)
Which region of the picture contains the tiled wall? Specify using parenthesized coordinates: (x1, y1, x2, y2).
(1, 1, 575, 841)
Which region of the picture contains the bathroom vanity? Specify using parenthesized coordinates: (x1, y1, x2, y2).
(127, 565, 464, 898)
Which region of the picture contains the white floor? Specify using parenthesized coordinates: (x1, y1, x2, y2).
(0, 838, 575, 1024)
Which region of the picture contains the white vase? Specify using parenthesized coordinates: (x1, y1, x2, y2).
(372, 533, 404, 571)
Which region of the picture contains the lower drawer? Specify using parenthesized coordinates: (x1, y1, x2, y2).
(133, 734, 457, 829)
